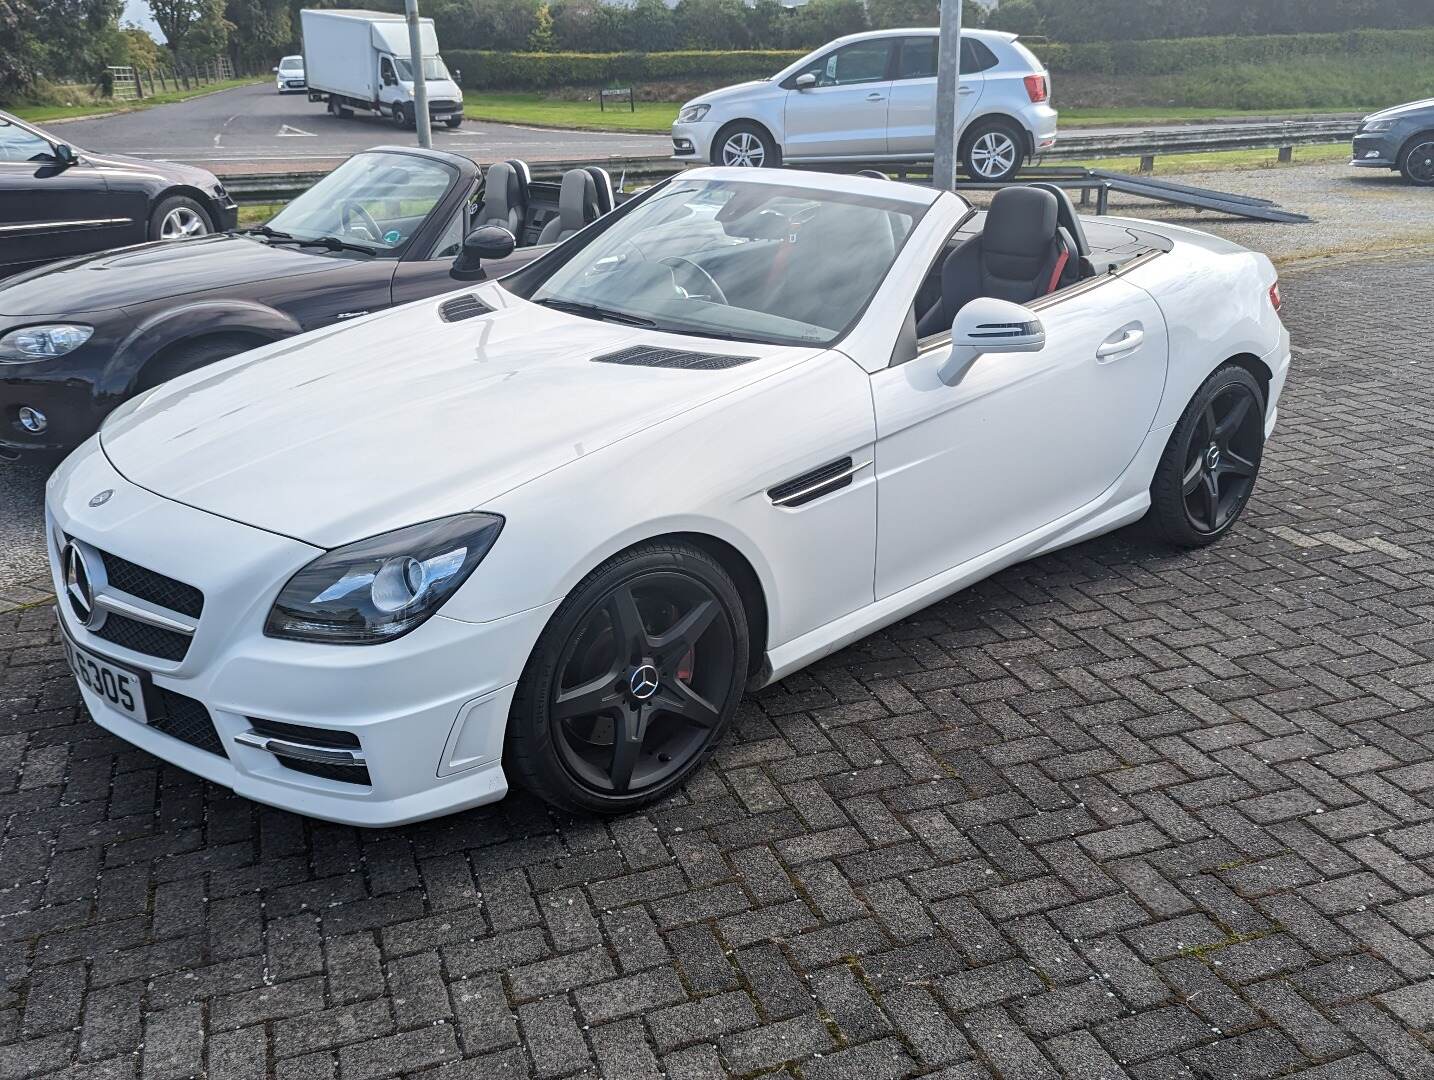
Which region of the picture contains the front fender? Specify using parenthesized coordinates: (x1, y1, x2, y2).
(105, 300, 302, 396)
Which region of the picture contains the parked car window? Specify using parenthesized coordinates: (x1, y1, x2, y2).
(266, 151, 455, 256)
(796, 40, 894, 88)
(895, 37, 1000, 81)
(517, 178, 926, 347)
(0, 118, 55, 163)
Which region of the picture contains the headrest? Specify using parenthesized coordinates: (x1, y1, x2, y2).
(504, 159, 531, 207)
(484, 162, 516, 215)
(1029, 182, 1091, 257)
(585, 167, 614, 214)
(559, 169, 599, 227)
(984, 187, 1059, 258)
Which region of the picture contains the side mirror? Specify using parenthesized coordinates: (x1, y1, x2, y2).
(938, 297, 1045, 386)
(51, 143, 76, 166)
(272, 66, 279, 72)
(794, 73, 817, 90)
(451, 224, 516, 280)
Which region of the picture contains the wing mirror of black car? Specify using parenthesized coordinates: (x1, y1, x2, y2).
(452, 224, 517, 280)
(794, 73, 817, 90)
(51, 143, 77, 166)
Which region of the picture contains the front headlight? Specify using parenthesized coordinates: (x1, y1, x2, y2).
(265, 513, 504, 644)
(677, 104, 711, 124)
(1361, 119, 1394, 133)
(0, 324, 94, 363)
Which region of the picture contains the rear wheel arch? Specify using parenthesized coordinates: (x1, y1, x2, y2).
(1225, 351, 1273, 405)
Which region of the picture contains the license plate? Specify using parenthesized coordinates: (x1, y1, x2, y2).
(59, 621, 148, 724)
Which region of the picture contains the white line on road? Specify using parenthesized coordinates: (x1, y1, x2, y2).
(276, 125, 317, 137)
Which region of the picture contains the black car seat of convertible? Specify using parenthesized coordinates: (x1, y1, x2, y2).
(538, 168, 601, 244)
(472, 161, 525, 235)
(916, 185, 1075, 337)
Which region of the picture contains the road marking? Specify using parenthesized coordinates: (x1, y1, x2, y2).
(275, 125, 317, 137)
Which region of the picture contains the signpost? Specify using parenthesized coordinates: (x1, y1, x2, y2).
(932, 0, 964, 191)
(404, 0, 432, 149)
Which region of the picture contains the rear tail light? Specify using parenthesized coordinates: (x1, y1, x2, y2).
(1024, 74, 1048, 103)
(1269, 281, 1282, 313)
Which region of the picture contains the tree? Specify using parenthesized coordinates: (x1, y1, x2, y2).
(149, 0, 230, 61)
(529, 2, 556, 51)
(0, 0, 125, 96)
(224, 0, 291, 68)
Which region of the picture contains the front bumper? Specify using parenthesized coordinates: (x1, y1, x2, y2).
(47, 443, 554, 826)
(1, 340, 126, 462)
(1351, 131, 1400, 168)
(672, 120, 718, 162)
(212, 196, 240, 231)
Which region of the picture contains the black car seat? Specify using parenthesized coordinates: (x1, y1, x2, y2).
(585, 167, 615, 215)
(538, 169, 600, 245)
(1029, 182, 1096, 281)
(472, 162, 523, 234)
(916, 186, 1072, 337)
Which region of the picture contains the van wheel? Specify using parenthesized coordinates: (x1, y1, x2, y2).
(327, 97, 352, 119)
(961, 120, 1024, 182)
(392, 103, 411, 129)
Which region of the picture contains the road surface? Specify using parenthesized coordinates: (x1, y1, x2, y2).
(54, 82, 672, 174)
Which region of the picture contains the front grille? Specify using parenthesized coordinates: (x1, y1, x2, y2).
(250, 718, 371, 786)
(102, 553, 204, 618)
(151, 688, 227, 757)
(276, 758, 373, 786)
(593, 345, 756, 371)
(93, 613, 190, 662)
(428, 99, 458, 111)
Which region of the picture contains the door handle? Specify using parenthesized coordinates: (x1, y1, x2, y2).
(1096, 325, 1144, 359)
(866, 92, 885, 101)
(959, 86, 976, 95)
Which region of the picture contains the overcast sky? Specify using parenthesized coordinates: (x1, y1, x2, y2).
(122, 0, 165, 41)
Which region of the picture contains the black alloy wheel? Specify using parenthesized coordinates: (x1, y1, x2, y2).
(506, 542, 748, 814)
(1401, 137, 1434, 186)
(1149, 364, 1265, 546)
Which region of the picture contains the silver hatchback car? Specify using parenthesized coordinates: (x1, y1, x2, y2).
(672, 27, 1057, 182)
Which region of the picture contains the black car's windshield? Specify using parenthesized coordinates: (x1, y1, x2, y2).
(0, 115, 57, 163)
(395, 56, 451, 82)
(515, 179, 926, 347)
(264, 151, 454, 255)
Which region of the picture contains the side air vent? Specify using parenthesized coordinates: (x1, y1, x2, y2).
(593, 345, 756, 371)
(439, 294, 492, 323)
(768, 456, 868, 508)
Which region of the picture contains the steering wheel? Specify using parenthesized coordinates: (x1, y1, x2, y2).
(341, 201, 382, 243)
(662, 256, 729, 305)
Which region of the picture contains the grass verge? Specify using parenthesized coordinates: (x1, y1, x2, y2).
(462, 92, 679, 133)
(10, 78, 263, 124)
(1068, 142, 1349, 175)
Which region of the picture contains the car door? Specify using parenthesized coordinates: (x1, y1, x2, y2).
(0, 116, 117, 274)
(870, 277, 1168, 598)
(782, 39, 895, 160)
(886, 36, 988, 157)
(280, 259, 398, 331)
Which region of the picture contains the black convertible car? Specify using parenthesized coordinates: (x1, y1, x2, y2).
(0, 147, 616, 461)
(0, 109, 238, 278)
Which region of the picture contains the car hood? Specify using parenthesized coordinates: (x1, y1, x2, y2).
(82, 150, 221, 191)
(1365, 98, 1434, 122)
(100, 286, 822, 547)
(686, 79, 778, 109)
(0, 234, 352, 317)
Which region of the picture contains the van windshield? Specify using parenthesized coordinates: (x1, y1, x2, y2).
(395, 56, 451, 82)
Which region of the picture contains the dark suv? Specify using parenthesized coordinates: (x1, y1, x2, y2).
(1351, 98, 1434, 186)
(0, 110, 239, 278)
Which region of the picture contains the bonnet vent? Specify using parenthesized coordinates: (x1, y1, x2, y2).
(592, 345, 756, 371)
(439, 294, 492, 323)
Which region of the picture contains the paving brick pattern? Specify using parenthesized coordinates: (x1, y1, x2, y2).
(3, 257, 1434, 1078)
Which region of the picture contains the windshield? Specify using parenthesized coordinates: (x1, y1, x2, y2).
(280, 56, 303, 71)
(265, 151, 454, 254)
(514, 179, 924, 347)
(395, 55, 451, 82)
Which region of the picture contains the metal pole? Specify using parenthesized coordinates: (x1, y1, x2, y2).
(932, 0, 963, 191)
(404, 0, 432, 149)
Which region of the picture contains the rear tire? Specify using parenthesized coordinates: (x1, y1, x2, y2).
(960, 119, 1025, 182)
(1147, 363, 1266, 547)
(505, 541, 749, 816)
(149, 196, 213, 242)
(138, 335, 259, 392)
(327, 97, 353, 119)
(711, 122, 778, 168)
(1399, 134, 1434, 186)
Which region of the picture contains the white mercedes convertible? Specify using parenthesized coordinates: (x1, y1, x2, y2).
(46, 168, 1290, 824)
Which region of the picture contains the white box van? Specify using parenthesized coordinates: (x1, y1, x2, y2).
(301, 8, 464, 129)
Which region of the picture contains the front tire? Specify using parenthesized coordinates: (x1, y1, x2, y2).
(392, 102, 411, 129)
(1148, 363, 1266, 547)
(149, 196, 213, 242)
(505, 541, 749, 815)
(712, 122, 778, 168)
(961, 119, 1025, 182)
(1399, 134, 1434, 186)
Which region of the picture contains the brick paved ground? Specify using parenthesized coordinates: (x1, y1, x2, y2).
(3, 255, 1434, 1079)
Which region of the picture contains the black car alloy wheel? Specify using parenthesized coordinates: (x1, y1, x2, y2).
(1402, 137, 1434, 186)
(507, 542, 748, 814)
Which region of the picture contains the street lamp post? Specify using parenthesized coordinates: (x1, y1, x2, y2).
(932, 0, 964, 191)
(404, 0, 432, 149)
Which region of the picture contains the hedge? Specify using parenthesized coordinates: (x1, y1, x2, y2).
(1039, 27, 1434, 76)
(449, 27, 1434, 90)
(447, 50, 807, 91)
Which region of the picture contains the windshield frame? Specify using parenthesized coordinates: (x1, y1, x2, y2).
(394, 55, 451, 83)
(500, 175, 930, 349)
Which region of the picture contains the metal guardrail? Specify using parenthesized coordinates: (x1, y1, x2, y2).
(221, 118, 1358, 205)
